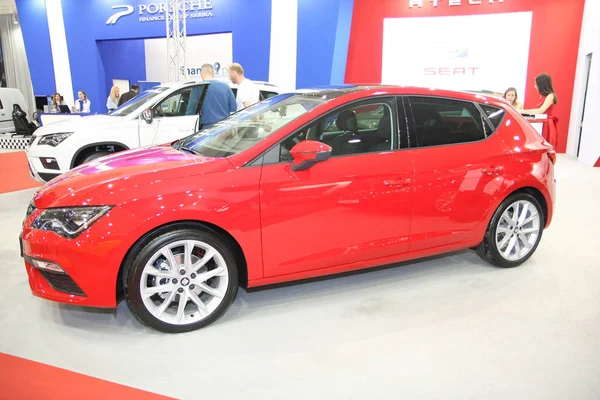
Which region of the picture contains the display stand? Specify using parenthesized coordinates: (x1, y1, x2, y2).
(524, 114, 548, 137)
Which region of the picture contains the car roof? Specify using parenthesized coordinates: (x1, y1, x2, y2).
(293, 84, 510, 106)
(155, 77, 279, 91)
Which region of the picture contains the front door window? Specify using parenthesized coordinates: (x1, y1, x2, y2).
(154, 86, 205, 117)
(279, 98, 397, 162)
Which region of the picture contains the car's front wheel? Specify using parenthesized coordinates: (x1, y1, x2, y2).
(477, 192, 545, 268)
(125, 228, 238, 333)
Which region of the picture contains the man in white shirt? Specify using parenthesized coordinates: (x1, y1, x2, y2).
(228, 63, 260, 111)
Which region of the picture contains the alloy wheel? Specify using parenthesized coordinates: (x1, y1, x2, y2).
(495, 200, 541, 262)
(139, 240, 229, 325)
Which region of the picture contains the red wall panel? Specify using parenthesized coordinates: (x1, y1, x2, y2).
(345, 0, 586, 152)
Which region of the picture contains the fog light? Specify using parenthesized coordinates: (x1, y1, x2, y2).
(31, 259, 65, 274)
(40, 157, 60, 170)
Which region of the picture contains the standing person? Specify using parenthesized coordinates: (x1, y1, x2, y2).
(520, 73, 558, 147)
(503, 87, 522, 110)
(72, 90, 91, 113)
(228, 63, 259, 111)
(106, 86, 120, 112)
(198, 63, 236, 127)
(118, 84, 139, 107)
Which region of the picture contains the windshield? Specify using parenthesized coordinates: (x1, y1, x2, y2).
(109, 87, 170, 117)
(176, 93, 326, 158)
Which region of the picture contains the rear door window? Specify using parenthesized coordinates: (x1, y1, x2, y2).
(408, 96, 488, 148)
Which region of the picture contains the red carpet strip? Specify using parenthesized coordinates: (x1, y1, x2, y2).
(0, 151, 41, 194)
(0, 353, 174, 399)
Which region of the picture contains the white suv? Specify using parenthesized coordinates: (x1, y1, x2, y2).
(26, 79, 280, 183)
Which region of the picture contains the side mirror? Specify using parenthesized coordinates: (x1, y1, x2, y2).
(141, 108, 154, 124)
(290, 140, 332, 171)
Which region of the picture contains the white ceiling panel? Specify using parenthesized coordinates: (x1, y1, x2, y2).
(0, 0, 16, 15)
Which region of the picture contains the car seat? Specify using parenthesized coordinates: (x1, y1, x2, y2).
(12, 104, 37, 137)
(330, 110, 362, 156)
(412, 105, 446, 147)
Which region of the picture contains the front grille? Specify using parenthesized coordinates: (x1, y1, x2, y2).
(39, 270, 86, 297)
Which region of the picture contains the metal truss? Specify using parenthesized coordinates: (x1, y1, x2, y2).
(166, 0, 187, 82)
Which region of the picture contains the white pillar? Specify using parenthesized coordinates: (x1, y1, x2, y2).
(45, 0, 74, 106)
(268, 0, 298, 92)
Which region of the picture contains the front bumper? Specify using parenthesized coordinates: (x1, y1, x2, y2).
(25, 144, 67, 183)
(20, 216, 124, 308)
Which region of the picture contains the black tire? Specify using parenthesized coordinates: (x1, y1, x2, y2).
(476, 192, 545, 268)
(81, 151, 110, 164)
(124, 228, 239, 333)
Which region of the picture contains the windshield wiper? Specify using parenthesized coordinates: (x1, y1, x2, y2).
(178, 145, 203, 156)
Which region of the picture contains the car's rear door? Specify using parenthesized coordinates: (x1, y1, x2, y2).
(259, 96, 415, 277)
(405, 96, 510, 251)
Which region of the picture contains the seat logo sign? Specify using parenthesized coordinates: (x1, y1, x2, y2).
(106, 5, 134, 25)
(409, 0, 504, 7)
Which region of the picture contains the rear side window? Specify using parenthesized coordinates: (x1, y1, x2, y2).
(479, 104, 506, 129)
(408, 96, 487, 148)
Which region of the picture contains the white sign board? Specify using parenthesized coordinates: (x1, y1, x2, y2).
(144, 32, 233, 83)
(382, 12, 532, 101)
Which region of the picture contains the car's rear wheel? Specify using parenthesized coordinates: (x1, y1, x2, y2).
(477, 193, 544, 268)
(125, 228, 238, 333)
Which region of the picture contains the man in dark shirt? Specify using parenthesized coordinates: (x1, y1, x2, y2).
(199, 64, 236, 127)
(117, 84, 139, 107)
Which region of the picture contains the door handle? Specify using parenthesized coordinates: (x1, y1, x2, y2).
(384, 178, 412, 187)
(481, 165, 504, 175)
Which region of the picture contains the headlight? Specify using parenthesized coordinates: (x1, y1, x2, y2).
(38, 132, 73, 147)
(31, 206, 112, 239)
(25, 200, 36, 219)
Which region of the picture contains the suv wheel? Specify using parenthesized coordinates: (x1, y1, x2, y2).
(81, 151, 110, 165)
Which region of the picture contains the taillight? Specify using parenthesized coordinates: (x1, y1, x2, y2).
(547, 150, 556, 165)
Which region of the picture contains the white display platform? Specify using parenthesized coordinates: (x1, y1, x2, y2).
(525, 114, 547, 135)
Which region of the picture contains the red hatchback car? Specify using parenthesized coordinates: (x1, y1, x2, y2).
(20, 86, 556, 333)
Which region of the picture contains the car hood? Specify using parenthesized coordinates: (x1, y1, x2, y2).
(34, 115, 127, 135)
(33, 145, 233, 208)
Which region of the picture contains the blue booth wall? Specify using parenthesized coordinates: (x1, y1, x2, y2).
(97, 39, 147, 103)
(296, 0, 354, 90)
(16, 0, 354, 114)
(17, 0, 55, 97)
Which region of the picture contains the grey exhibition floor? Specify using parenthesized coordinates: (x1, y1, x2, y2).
(0, 154, 599, 399)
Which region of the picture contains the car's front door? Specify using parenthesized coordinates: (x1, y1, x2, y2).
(139, 85, 206, 146)
(405, 96, 510, 252)
(259, 97, 415, 277)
